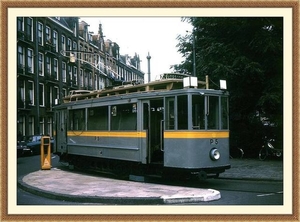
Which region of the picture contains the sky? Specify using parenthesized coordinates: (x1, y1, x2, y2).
(80, 17, 192, 82)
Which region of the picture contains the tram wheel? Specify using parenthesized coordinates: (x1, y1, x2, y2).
(198, 171, 207, 181)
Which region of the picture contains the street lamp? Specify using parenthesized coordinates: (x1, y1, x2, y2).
(186, 30, 196, 77)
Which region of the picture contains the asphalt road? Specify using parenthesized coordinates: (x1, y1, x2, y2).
(16, 154, 283, 205)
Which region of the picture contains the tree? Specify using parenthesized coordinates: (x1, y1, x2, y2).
(174, 17, 283, 157)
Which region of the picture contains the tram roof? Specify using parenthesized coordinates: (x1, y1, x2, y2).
(62, 73, 226, 104)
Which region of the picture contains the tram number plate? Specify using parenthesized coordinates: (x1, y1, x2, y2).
(210, 139, 218, 145)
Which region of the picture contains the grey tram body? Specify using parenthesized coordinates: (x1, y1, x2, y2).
(54, 79, 230, 178)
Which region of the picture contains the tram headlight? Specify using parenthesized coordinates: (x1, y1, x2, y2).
(210, 148, 220, 160)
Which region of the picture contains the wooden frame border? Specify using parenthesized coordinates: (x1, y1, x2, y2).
(1, 0, 299, 221)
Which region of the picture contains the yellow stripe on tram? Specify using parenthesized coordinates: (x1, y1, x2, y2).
(164, 131, 229, 139)
(67, 131, 147, 138)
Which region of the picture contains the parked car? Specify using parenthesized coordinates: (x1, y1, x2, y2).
(17, 141, 32, 157)
(17, 141, 25, 158)
(22, 135, 55, 155)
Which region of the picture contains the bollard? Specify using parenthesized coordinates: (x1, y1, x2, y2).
(41, 136, 51, 170)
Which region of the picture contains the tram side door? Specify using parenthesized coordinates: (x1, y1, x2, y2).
(55, 109, 68, 154)
(143, 99, 164, 164)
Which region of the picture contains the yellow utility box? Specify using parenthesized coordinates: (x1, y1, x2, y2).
(41, 136, 51, 170)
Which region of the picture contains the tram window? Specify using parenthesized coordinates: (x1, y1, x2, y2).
(177, 95, 188, 130)
(207, 96, 220, 130)
(69, 108, 85, 131)
(192, 95, 205, 130)
(221, 97, 229, 129)
(87, 106, 108, 130)
(166, 98, 175, 130)
(111, 103, 137, 130)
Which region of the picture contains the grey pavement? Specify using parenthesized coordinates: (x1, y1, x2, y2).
(220, 158, 283, 181)
(17, 158, 283, 204)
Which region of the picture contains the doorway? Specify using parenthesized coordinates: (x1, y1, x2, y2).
(144, 99, 164, 163)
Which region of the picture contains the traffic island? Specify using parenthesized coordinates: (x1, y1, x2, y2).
(18, 168, 221, 204)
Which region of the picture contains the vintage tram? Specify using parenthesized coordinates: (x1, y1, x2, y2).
(53, 74, 230, 180)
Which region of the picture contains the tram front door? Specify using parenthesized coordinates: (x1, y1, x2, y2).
(144, 99, 164, 164)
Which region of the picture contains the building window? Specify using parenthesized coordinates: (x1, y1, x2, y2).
(17, 116, 25, 139)
(73, 41, 77, 50)
(89, 72, 92, 87)
(28, 116, 34, 136)
(84, 47, 88, 61)
(85, 72, 88, 87)
(80, 69, 83, 87)
(68, 65, 72, 81)
(79, 44, 83, 63)
(37, 22, 43, 45)
(28, 81, 34, 105)
(61, 35, 66, 54)
(89, 49, 93, 63)
(54, 86, 59, 104)
(39, 83, 44, 106)
(67, 38, 72, 51)
(94, 74, 98, 90)
(73, 23, 77, 37)
(17, 17, 24, 32)
(17, 46, 25, 68)
(38, 53, 44, 76)
(62, 62, 66, 82)
(27, 48, 34, 73)
(39, 117, 45, 135)
(74, 67, 77, 85)
(53, 30, 58, 52)
(26, 18, 33, 41)
(62, 88, 67, 98)
(20, 80, 25, 102)
(47, 117, 53, 137)
(54, 59, 58, 80)
(45, 26, 51, 43)
(49, 86, 53, 107)
(46, 56, 51, 76)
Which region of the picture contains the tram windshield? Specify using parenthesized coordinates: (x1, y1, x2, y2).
(193, 95, 228, 130)
(192, 95, 229, 130)
(165, 94, 229, 131)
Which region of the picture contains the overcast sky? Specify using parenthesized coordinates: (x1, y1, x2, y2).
(80, 17, 192, 82)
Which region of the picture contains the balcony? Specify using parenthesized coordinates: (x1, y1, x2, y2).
(17, 65, 25, 75)
(17, 31, 32, 44)
(46, 107, 53, 113)
(45, 41, 57, 56)
(82, 63, 93, 71)
(17, 99, 32, 111)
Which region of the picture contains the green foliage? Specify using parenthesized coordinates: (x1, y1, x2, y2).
(174, 17, 283, 156)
